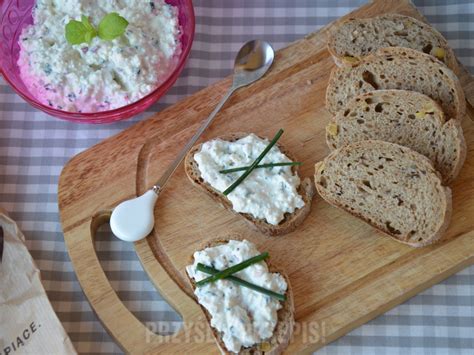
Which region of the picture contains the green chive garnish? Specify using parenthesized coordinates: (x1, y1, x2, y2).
(195, 252, 269, 287)
(219, 161, 302, 174)
(196, 263, 286, 301)
(223, 129, 284, 195)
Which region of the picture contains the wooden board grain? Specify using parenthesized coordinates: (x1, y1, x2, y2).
(58, 0, 474, 353)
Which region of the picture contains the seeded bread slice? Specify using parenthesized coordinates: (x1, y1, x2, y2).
(314, 140, 452, 247)
(326, 90, 466, 184)
(327, 14, 459, 75)
(184, 133, 315, 236)
(325, 47, 466, 120)
(186, 238, 295, 355)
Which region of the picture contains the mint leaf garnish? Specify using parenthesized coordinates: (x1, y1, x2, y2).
(65, 19, 90, 45)
(98, 12, 129, 41)
(65, 13, 128, 45)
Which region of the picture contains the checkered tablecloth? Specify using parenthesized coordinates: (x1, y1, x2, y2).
(1, 1, 473, 354)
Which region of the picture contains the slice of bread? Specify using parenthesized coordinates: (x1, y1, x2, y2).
(184, 133, 315, 236)
(186, 238, 295, 355)
(314, 140, 452, 247)
(325, 47, 466, 120)
(326, 90, 466, 184)
(327, 14, 459, 74)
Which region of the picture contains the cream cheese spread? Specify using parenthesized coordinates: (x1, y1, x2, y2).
(194, 134, 305, 225)
(18, 0, 181, 112)
(186, 240, 287, 353)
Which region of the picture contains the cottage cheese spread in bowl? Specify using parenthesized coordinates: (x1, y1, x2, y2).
(17, 0, 181, 113)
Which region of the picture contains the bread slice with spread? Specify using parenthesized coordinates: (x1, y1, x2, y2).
(326, 90, 466, 184)
(327, 14, 459, 74)
(184, 133, 314, 236)
(186, 238, 294, 354)
(325, 47, 466, 120)
(314, 140, 452, 247)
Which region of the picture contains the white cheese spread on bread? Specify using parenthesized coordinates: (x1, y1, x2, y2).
(186, 240, 287, 353)
(193, 134, 305, 225)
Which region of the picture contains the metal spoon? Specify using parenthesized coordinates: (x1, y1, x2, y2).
(110, 40, 275, 242)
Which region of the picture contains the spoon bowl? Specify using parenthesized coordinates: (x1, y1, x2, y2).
(233, 40, 275, 88)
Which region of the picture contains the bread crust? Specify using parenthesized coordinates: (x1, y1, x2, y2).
(327, 14, 460, 75)
(443, 119, 467, 184)
(314, 140, 452, 247)
(184, 133, 315, 236)
(186, 237, 295, 354)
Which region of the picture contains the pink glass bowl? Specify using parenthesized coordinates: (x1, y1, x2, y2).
(0, 0, 195, 124)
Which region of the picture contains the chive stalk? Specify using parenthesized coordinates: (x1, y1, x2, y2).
(222, 129, 284, 196)
(196, 263, 286, 301)
(195, 252, 269, 287)
(219, 161, 302, 174)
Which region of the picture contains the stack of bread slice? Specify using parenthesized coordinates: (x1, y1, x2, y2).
(318, 14, 466, 247)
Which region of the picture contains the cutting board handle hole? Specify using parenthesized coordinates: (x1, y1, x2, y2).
(92, 216, 183, 336)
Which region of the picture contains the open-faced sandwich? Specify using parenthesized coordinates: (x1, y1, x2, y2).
(186, 239, 294, 354)
(185, 130, 314, 236)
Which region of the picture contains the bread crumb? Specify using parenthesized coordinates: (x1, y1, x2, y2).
(415, 111, 426, 119)
(326, 123, 339, 136)
(342, 55, 359, 64)
(259, 342, 272, 352)
(431, 47, 445, 60)
(316, 162, 325, 175)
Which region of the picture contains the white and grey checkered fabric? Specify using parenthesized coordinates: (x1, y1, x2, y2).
(1, 1, 473, 354)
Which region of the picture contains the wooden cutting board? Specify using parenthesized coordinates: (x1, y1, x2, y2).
(58, 0, 474, 353)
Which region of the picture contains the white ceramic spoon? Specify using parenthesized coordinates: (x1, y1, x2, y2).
(110, 40, 275, 242)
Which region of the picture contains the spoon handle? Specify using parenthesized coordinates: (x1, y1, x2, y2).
(153, 86, 236, 192)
